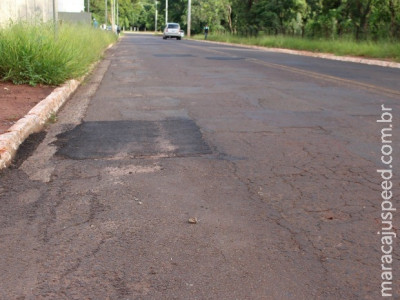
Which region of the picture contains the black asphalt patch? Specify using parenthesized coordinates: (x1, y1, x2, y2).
(153, 54, 194, 58)
(205, 56, 244, 61)
(54, 119, 211, 159)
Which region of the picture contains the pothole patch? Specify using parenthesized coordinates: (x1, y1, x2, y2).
(54, 118, 211, 160)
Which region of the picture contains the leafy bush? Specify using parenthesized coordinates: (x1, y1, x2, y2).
(0, 22, 117, 86)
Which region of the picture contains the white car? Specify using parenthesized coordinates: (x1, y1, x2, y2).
(163, 23, 182, 40)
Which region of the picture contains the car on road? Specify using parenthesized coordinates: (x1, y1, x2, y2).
(163, 23, 182, 40)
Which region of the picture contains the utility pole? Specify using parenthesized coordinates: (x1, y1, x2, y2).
(111, 0, 115, 32)
(165, 0, 168, 24)
(155, 1, 158, 32)
(187, 0, 191, 37)
(105, 0, 107, 26)
(116, 0, 119, 27)
(52, 0, 58, 37)
(87, 0, 90, 12)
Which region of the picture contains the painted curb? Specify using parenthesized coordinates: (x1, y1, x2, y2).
(191, 39, 400, 69)
(0, 79, 80, 169)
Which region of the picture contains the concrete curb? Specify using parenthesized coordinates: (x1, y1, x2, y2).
(191, 39, 400, 69)
(0, 79, 80, 169)
(0, 42, 117, 170)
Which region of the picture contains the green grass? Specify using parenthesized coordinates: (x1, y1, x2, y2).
(193, 34, 400, 62)
(0, 22, 117, 86)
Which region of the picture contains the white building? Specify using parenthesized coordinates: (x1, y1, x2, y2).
(0, 0, 54, 25)
(0, 0, 89, 26)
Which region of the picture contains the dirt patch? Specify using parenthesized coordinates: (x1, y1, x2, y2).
(0, 82, 55, 134)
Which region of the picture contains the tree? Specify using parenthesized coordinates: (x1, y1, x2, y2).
(347, 0, 373, 40)
(190, 0, 232, 33)
(86, 0, 399, 40)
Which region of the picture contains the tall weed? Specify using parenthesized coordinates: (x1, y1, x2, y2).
(0, 22, 117, 85)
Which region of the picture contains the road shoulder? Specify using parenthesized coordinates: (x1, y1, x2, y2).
(191, 38, 400, 69)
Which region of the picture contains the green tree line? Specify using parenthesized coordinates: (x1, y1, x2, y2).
(87, 0, 155, 30)
(87, 0, 400, 40)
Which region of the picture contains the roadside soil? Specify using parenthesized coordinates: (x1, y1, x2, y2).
(0, 82, 55, 134)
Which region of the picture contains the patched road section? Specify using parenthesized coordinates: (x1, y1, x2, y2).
(55, 119, 211, 159)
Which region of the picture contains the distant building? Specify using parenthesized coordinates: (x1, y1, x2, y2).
(0, 0, 89, 26)
(0, 0, 54, 25)
(58, 0, 91, 25)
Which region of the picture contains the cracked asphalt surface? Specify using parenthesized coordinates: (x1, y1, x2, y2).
(0, 33, 399, 299)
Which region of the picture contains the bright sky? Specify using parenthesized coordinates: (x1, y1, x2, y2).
(58, 0, 85, 13)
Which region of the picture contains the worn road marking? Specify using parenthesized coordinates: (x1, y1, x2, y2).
(183, 43, 400, 98)
(246, 57, 400, 98)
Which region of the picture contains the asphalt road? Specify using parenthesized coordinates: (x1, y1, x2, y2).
(0, 33, 399, 299)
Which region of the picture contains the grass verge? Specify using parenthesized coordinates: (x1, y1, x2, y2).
(192, 34, 400, 62)
(0, 22, 117, 86)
